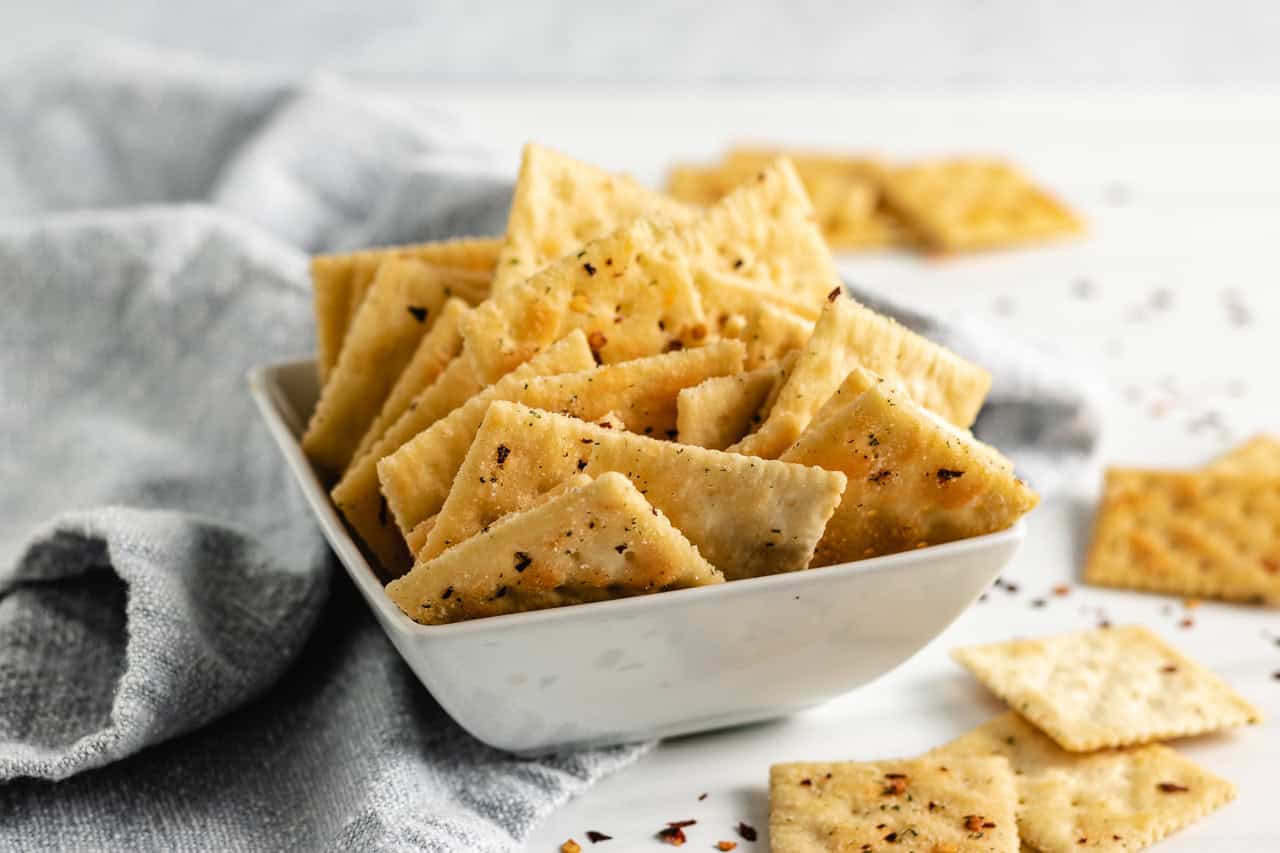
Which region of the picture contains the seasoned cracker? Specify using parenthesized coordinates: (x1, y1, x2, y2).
(332, 332, 593, 573)
(381, 341, 746, 543)
(770, 757, 1017, 853)
(882, 159, 1083, 253)
(1205, 433, 1280, 477)
(695, 269, 822, 323)
(1084, 468, 1280, 606)
(491, 143, 690, 295)
(386, 473, 724, 625)
(932, 712, 1236, 853)
(311, 237, 499, 381)
(738, 302, 813, 369)
(422, 401, 846, 579)
(303, 260, 481, 475)
(732, 294, 991, 459)
(350, 298, 469, 465)
(781, 368, 1037, 566)
(952, 625, 1261, 751)
(676, 360, 785, 450)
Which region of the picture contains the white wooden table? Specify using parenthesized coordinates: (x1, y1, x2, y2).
(402, 87, 1280, 852)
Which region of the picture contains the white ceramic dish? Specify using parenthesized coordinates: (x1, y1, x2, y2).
(248, 359, 1025, 754)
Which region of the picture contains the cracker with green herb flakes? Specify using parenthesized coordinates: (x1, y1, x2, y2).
(769, 757, 1018, 853)
(386, 472, 723, 624)
(695, 268, 822, 323)
(462, 217, 708, 383)
(781, 368, 1037, 566)
(882, 158, 1084, 254)
(932, 712, 1236, 853)
(1083, 468, 1280, 606)
(422, 401, 846, 578)
(311, 237, 499, 382)
(351, 298, 469, 466)
(1205, 433, 1280, 477)
(732, 293, 991, 459)
(491, 143, 691, 296)
(303, 260, 488, 476)
(676, 359, 788, 450)
(332, 333, 593, 574)
(952, 625, 1261, 752)
(380, 341, 745, 541)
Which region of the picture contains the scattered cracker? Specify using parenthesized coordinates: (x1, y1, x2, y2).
(770, 756, 1018, 853)
(1205, 434, 1280, 477)
(381, 340, 744, 545)
(952, 625, 1261, 751)
(732, 293, 991, 459)
(351, 298, 469, 466)
(1084, 468, 1280, 606)
(386, 472, 723, 624)
(311, 237, 499, 382)
(492, 143, 689, 295)
(932, 712, 1237, 853)
(424, 401, 846, 579)
(781, 368, 1037, 566)
(882, 159, 1083, 253)
(738, 303, 814, 370)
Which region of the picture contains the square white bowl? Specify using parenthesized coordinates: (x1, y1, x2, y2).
(249, 359, 1024, 754)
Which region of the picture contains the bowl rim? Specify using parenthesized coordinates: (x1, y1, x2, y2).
(248, 358, 1029, 640)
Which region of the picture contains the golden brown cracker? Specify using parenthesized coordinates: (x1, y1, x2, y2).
(1084, 468, 1280, 606)
(781, 369, 1037, 566)
(676, 360, 785, 450)
(932, 712, 1237, 853)
(769, 757, 1018, 853)
(423, 401, 846, 579)
(882, 159, 1083, 253)
(491, 143, 690, 295)
(1205, 433, 1280, 477)
(732, 293, 991, 459)
(311, 237, 499, 381)
(381, 341, 745, 546)
(386, 473, 723, 625)
(951, 625, 1261, 751)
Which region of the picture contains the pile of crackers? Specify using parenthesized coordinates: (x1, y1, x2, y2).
(302, 144, 1040, 626)
(668, 148, 1084, 254)
(772, 625, 1260, 852)
(1085, 435, 1280, 607)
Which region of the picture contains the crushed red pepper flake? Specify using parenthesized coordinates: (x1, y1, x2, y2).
(735, 821, 757, 842)
(587, 330, 608, 350)
(690, 323, 708, 341)
(962, 815, 986, 832)
(560, 839, 582, 853)
(827, 287, 842, 302)
(1161, 664, 1179, 673)
(667, 820, 697, 828)
(881, 775, 908, 795)
(1180, 617, 1195, 629)
(584, 830, 612, 843)
(656, 826, 686, 846)
(1053, 584, 1071, 596)
(716, 842, 737, 852)
(1157, 782, 1190, 793)
(799, 778, 812, 786)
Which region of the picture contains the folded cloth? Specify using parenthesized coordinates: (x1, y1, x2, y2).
(0, 43, 1099, 852)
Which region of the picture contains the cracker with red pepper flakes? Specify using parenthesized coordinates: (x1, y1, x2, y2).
(302, 261, 489, 477)
(695, 268, 822, 323)
(952, 626, 1261, 752)
(492, 143, 692, 297)
(1083, 468, 1280, 606)
(311, 237, 499, 382)
(1205, 433, 1280, 476)
(769, 757, 1018, 853)
(781, 367, 1037, 567)
(932, 712, 1236, 853)
(350, 298, 469, 466)
(676, 355, 791, 450)
(332, 332, 593, 575)
(737, 303, 814, 371)
(881, 158, 1084, 254)
(731, 293, 991, 460)
(379, 341, 745, 544)
(422, 401, 846, 579)
(385, 472, 723, 625)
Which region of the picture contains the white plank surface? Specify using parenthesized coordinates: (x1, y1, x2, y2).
(392, 88, 1280, 852)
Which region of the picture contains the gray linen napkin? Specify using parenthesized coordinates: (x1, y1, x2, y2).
(0, 43, 1098, 852)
